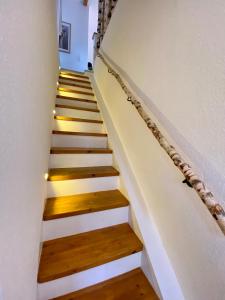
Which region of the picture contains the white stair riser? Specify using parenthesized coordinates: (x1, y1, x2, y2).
(59, 78, 91, 87)
(42, 207, 129, 241)
(49, 153, 113, 168)
(57, 91, 95, 101)
(56, 98, 97, 110)
(53, 119, 104, 133)
(59, 84, 93, 93)
(52, 135, 107, 148)
(37, 252, 142, 300)
(47, 176, 118, 197)
(55, 107, 101, 120)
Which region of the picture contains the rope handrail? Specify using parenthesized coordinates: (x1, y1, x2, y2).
(97, 51, 225, 235)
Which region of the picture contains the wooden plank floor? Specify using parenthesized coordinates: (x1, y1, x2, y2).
(38, 223, 143, 283)
(48, 166, 119, 181)
(50, 147, 113, 154)
(43, 190, 129, 220)
(50, 268, 158, 300)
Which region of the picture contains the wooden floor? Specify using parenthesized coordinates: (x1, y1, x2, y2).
(48, 166, 119, 181)
(38, 223, 143, 283)
(43, 190, 129, 220)
(51, 268, 159, 300)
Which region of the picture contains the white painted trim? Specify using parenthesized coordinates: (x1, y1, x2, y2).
(49, 153, 112, 168)
(47, 176, 119, 197)
(42, 206, 129, 240)
(55, 107, 101, 120)
(52, 134, 108, 148)
(55, 98, 97, 109)
(53, 119, 104, 133)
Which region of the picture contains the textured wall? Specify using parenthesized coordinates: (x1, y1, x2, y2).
(60, 0, 89, 71)
(94, 0, 225, 299)
(0, 1, 58, 299)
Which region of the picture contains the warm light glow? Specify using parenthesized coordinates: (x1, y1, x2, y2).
(44, 173, 49, 180)
(58, 90, 76, 98)
(59, 66, 61, 70)
(59, 74, 74, 80)
(53, 110, 56, 115)
(57, 81, 59, 87)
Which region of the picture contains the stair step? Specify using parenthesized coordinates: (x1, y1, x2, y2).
(48, 166, 119, 181)
(38, 223, 143, 283)
(54, 116, 103, 124)
(59, 85, 94, 97)
(56, 104, 99, 113)
(50, 268, 158, 300)
(50, 147, 112, 154)
(43, 190, 129, 220)
(58, 80, 92, 90)
(58, 87, 94, 96)
(52, 130, 107, 137)
(56, 99, 97, 111)
(52, 134, 107, 148)
(56, 95, 96, 104)
(60, 71, 89, 79)
(59, 75, 91, 85)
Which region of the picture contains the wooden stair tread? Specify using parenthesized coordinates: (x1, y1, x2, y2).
(43, 190, 129, 220)
(58, 80, 92, 90)
(48, 166, 119, 181)
(59, 75, 91, 85)
(54, 116, 103, 123)
(56, 104, 99, 112)
(50, 268, 158, 300)
(52, 130, 107, 137)
(60, 71, 89, 79)
(56, 95, 97, 104)
(50, 147, 113, 154)
(38, 223, 143, 283)
(60, 68, 87, 74)
(58, 87, 94, 96)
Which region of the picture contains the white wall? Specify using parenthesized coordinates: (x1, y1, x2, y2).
(0, 1, 58, 299)
(60, 0, 89, 71)
(88, 0, 98, 64)
(94, 1, 225, 299)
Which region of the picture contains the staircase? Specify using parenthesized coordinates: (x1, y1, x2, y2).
(37, 70, 158, 299)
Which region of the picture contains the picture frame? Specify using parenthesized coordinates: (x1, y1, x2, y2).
(59, 22, 71, 53)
